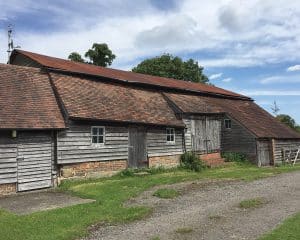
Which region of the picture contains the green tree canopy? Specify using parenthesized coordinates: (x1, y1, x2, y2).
(67, 43, 116, 67)
(68, 52, 85, 63)
(276, 114, 296, 129)
(132, 54, 209, 83)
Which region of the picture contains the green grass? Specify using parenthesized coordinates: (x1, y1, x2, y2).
(239, 198, 266, 209)
(175, 227, 194, 234)
(260, 212, 300, 240)
(153, 188, 180, 199)
(0, 163, 299, 240)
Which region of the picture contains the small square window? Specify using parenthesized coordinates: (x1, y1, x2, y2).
(166, 128, 175, 143)
(224, 119, 232, 129)
(91, 126, 105, 145)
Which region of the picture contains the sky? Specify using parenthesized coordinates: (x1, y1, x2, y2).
(0, 0, 300, 123)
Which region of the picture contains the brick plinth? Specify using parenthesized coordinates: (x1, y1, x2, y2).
(149, 155, 181, 168)
(0, 183, 16, 196)
(199, 152, 225, 167)
(60, 160, 127, 179)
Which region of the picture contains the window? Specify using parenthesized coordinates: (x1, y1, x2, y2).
(166, 128, 175, 143)
(224, 119, 232, 129)
(91, 126, 105, 145)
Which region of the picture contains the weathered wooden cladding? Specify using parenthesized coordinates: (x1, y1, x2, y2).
(147, 128, 183, 157)
(0, 133, 17, 184)
(57, 123, 129, 164)
(273, 139, 300, 164)
(221, 116, 257, 162)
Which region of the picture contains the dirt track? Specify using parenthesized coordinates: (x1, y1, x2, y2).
(83, 171, 300, 240)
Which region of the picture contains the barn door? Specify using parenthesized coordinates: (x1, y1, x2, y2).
(17, 133, 53, 191)
(128, 127, 147, 168)
(257, 140, 271, 166)
(191, 118, 221, 153)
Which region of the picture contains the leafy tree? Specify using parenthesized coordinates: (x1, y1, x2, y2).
(68, 52, 85, 63)
(85, 43, 116, 67)
(276, 114, 296, 129)
(132, 54, 209, 83)
(67, 43, 116, 67)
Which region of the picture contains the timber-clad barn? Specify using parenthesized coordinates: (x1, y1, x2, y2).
(0, 49, 299, 195)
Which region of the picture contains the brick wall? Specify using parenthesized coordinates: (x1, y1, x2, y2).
(149, 155, 181, 168)
(59, 160, 127, 179)
(0, 183, 16, 195)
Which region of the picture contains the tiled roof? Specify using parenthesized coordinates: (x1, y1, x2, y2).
(50, 72, 184, 127)
(166, 93, 300, 139)
(11, 50, 249, 99)
(0, 64, 65, 129)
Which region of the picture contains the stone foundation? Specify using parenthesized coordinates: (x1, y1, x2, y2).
(0, 183, 16, 196)
(149, 155, 181, 168)
(59, 160, 127, 179)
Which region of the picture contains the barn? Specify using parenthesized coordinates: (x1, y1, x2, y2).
(0, 49, 299, 195)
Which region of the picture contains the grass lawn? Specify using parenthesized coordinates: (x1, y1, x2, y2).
(153, 188, 180, 199)
(0, 163, 299, 240)
(260, 212, 300, 240)
(239, 197, 266, 209)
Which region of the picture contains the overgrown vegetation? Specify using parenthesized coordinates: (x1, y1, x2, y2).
(153, 188, 180, 199)
(175, 227, 194, 234)
(222, 152, 247, 163)
(260, 212, 300, 240)
(239, 198, 266, 209)
(0, 163, 299, 240)
(180, 152, 207, 172)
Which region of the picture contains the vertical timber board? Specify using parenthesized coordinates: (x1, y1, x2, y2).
(191, 119, 206, 152)
(128, 127, 147, 168)
(17, 132, 53, 191)
(205, 118, 221, 152)
(257, 140, 271, 166)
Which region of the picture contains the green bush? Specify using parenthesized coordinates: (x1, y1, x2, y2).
(222, 152, 247, 163)
(180, 152, 207, 172)
(118, 168, 135, 177)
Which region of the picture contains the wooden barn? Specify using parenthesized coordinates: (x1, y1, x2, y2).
(0, 49, 299, 195)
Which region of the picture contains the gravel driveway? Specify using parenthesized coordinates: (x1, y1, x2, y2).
(83, 171, 300, 240)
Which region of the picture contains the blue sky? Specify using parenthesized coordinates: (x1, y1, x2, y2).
(0, 0, 300, 123)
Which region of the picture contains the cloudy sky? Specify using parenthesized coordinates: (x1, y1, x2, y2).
(0, 0, 300, 123)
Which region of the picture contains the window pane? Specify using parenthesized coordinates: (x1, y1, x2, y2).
(92, 127, 98, 135)
(98, 136, 104, 144)
(98, 128, 104, 135)
(92, 136, 98, 143)
(167, 135, 171, 142)
(171, 135, 174, 142)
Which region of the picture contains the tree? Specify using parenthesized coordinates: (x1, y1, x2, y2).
(85, 43, 116, 67)
(67, 43, 116, 67)
(276, 114, 296, 129)
(68, 52, 85, 63)
(132, 54, 209, 83)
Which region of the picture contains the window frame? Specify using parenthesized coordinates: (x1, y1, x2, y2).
(224, 119, 232, 129)
(166, 128, 175, 144)
(91, 126, 105, 147)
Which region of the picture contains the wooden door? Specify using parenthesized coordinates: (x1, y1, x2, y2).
(128, 127, 147, 168)
(17, 133, 53, 191)
(191, 118, 221, 153)
(257, 140, 271, 166)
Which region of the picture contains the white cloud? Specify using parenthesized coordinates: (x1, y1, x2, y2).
(1, 0, 300, 69)
(239, 90, 300, 96)
(287, 65, 300, 72)
(209, 73, 223, 79)
(222, 77, 232, 82)
(260, 75, 300, 84)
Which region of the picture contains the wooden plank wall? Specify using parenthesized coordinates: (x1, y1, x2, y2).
(146, 128, 183, 157)
(221, 116, 257, 162)
(183, 119, 192, 151)
(57, 123, 129, 164)
(0, 133, 17, 184)
(273, 139, 300, 164)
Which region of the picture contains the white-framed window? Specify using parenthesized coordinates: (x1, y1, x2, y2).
(224, 119, 232, 129)
(91, 126, 105, 145)
(166, 128, 175, 144)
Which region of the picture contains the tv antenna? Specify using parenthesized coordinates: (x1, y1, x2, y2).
(7, 24, 21, 61)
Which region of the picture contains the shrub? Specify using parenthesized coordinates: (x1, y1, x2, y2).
(180, 152, 207, 172)
(118, 168, 135, 177)
(222, 152, 247, 163)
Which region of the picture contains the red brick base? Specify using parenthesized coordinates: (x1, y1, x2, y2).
(149, 155, 181, 168)
(199, 152, 225, 167)
(60, 160, 127, 179)
(0, 183, 16, 196)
